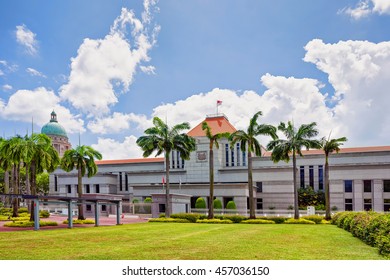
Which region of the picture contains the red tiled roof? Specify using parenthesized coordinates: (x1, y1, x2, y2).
(96, 157, 164, 165)
(187, 115, 237, 137)
(262, 146, 390, 157)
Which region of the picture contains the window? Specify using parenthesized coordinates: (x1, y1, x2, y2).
(86, 204, 92, 211)
(125, 175, 129, 192)
(85, 184, 90, 193)
(256, 198, 263, 210)
(223, 197, 233, 208)
(230, 147, 235, 166)
(242, 151, 246, 166)
(300, 166, 305, 188)
(384, 180, 390, 192)
(66, 185, 71, 194)
(256, 182, 263, 193)
(318, 165, 323, 190)
(364, 199, 372, 211)
(344, 180, 353, 192)
(171, 151, 175, 169)
(101, 205, 107, 212)
(236, 143, 240, 166)
(176, 151, 180, 168)
(225, 144, 229, 167)
(119, 172, 123, 191)
(95, 184, 100, 193)
(363, 180, 372, 192)
(54, 175, 58, 192)
(384, 199, 390, 212)
(345, 199, 353, 211)
(309, 166, 314, 187)
(159, 204, 166, 213)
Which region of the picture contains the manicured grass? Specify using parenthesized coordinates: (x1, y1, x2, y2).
(0, 223, 384, 260)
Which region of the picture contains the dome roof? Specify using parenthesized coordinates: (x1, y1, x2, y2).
(41, 111, 68, 138)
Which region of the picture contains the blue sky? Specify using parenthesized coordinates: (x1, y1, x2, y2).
(1, 0, 390, 159)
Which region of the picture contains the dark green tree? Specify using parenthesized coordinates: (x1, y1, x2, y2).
(321, 135, 348, 219)
(202, 121, 230, 219)
(229, 111, 277, 219)
(267, 121, 321, 219)
(137, 117, 196, 217)
(60, 145, 102, 220)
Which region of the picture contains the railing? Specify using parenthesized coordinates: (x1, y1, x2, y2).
(191, 208, 328, 217)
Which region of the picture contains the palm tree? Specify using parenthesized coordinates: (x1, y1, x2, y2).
(0, 137, 10, 207)
(229, 111, 277, 219)
(321, 135, 347, 220)
(267, 121, 321, 219)
(137, 117, 196, 217)
(60, 145, 102, 220)
(23, 134, 60, 221)
(202, 122, 230, 219)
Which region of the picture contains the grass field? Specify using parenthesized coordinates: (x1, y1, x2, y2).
(0, 223, 384, 260)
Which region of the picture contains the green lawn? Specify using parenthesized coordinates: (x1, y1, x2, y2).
(0, 223, 384, 260)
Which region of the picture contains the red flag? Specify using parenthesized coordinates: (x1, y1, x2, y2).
(162, 176, 165, 185)
(217, 100, 222, 105)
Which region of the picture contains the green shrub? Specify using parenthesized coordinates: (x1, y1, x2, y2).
(195, 197, 206, 209)
(258, 216, 287, 224)
(62, 219, 95, 224)
(132, 199, 139, 203)
(284, 218, 316, 224)
(304, 215, 325, 224)
(17, 207, 28, 214)
(4, 220, 58, 227)
(226, 201, 236, 210)
(39, 210, 50, 218)
(213, 199, 222, 209)
(0, 207, 12, 215)
(196, 219, 232, 224)
(10, 216, 30, 222)
(170, 213, 204, 223)
(241, 219, 275, 224)
(215, 215, 247, 223)
(332, 211, 390, 257)
(148, 218, 190, 223)
(144, 197, 152, 203)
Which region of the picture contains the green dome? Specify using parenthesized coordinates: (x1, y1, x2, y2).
(41, 111, 68, 138)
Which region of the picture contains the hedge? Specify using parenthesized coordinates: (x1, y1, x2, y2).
(240, 219, 275, 224)
(332, 211, 390, 257)
(149, 218, 190, 223)
(258, 216, 287, 224)
(4, 221, 58, 227)
(196, 219, 233, 224)
(284, 218, 316, 224)
(170, 213, 207, 223)
(214, 215, 248, 223)
(63, 219, 95, 224)
(303, 215, 325, 224)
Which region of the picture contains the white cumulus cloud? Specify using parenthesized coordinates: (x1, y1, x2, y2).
(2, 84, 13, 91)
(0, 87, 84, 133)
(59, 2, 160, 117)
(91, 135, 143, 160)
(15, 24, 38, 55)
(340, 0, 390, 19)
(87, 112, 151, 134)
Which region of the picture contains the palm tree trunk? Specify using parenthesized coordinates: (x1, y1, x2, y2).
(324, 154, 331, 220)
(25, 164, 31, 213)
(29, 162, 37, 222)
(12, 164, 19, 218)
(208, 148, 214, 219)
(248, 152, 255, 219)
(77, 167, 84, 220)
(293, 152, 299, 219)
(4, 170, 10, 207)
(165, 155, 170, 217)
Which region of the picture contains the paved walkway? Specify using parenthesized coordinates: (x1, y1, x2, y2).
(0, 214, 148, 232)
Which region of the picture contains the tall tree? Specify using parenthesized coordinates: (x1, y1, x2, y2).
(23, 134, 60, 221)
(137, 117, 196, 217)
(267, 121, 321, 219)
(202, 122, 230, 219)
(60, 145, 102, 220)
(321, 134, 347, 220)
(229, 111, 277, 219)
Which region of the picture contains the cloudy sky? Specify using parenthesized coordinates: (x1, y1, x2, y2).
(1, 0, 390, 159)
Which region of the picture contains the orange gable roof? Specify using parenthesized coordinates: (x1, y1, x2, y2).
(96, 157, 164, 165)
(187, 114, 237, 137)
